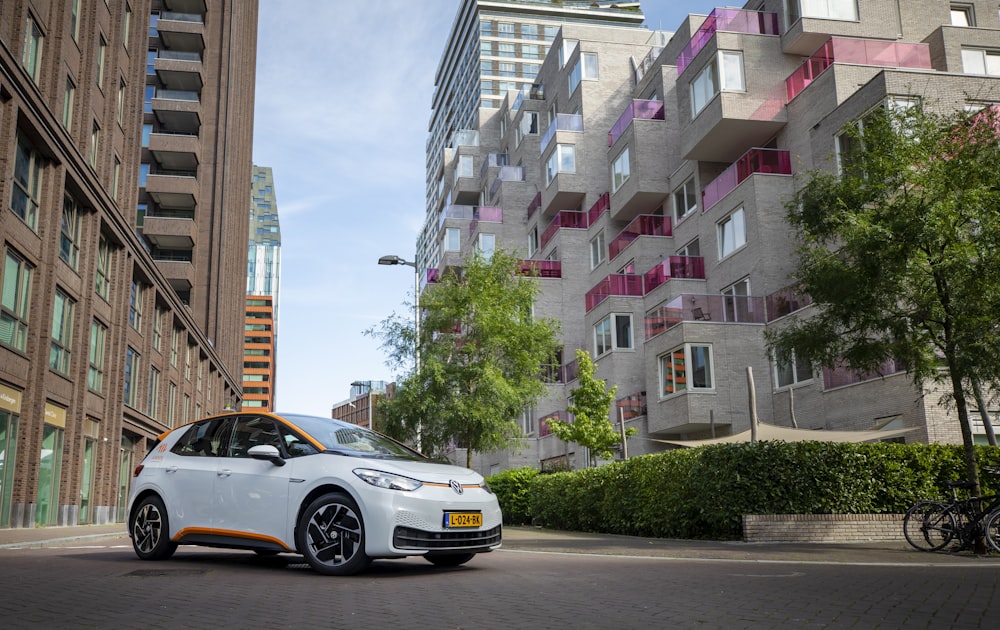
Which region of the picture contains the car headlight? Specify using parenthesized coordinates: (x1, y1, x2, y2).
(353, 468, 423, 491)
(480, 480, 493, 494)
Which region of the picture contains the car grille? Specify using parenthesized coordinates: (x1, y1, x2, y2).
(393, 525, 502, 550)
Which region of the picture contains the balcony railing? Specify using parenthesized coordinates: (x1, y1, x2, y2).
(676, 9, 780, 74)
(539, 410, 570, 437)
(765, 285, 813, 321)
(518, 260, 562, 278)
(823, 359, 905, 390)
(644, 292, 765, 339)
(608, 214, 672, 261)
(160, 11, 204, 23)
(608, 100, 665, 147)
(479, 153, 510, 179)
(438, 205, 501, 229)
(155, 88, 199, 101)
(642, 257, 706, 294)
(425, 268, 440, 285)
(158, 50, 201, 62)
(540, 210, 588, 250)
(616, 391, 647, 420)
(702, 148, 792, 211)
(526, 192, 542, 221)
(633, 46, 664, 85)
(585, 274, 644, 311)
(540, 113, 584, 154)
(451, 129, 479, 148)
(587, 192, 610, 225)
(785, 37, 932, 101)
(489, 166, 524, 199)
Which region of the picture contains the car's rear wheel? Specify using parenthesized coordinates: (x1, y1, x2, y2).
(130, 495, 178, 560)
(424, 552, 475, 567)
(296, 492, 371, 576)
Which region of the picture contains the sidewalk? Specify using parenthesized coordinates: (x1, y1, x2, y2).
(2, 523, 998, 564)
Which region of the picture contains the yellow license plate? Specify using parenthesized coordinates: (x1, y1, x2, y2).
(444, 512, 482, 528)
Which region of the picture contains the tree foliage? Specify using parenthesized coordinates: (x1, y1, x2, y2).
(367, 250, 560, 466)
(547, 349, 636, 467)
(767, 104, 1000, 496)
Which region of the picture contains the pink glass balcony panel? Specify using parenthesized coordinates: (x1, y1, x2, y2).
(587, 192, 610, 225)
(786, 38, 930, 101)
(562, 360, 579, 383)
(526, 192, 542, 221)
(608, 100, 665, 147)
(822, 359, 905, 390)
(585, 274, 644, 311)
(476, 206, 502, 222)
(676, 9, 779, 74)
(540, 210, 588, 250)
(608, 215, 672, 260)
(702, 148, 791, 210)
(616, 391, 647, 420)
(643, 257, 706, 293)
(426, 268, 440, 284)
(518, 260, 562, 278)
(765, 286, 813, 321)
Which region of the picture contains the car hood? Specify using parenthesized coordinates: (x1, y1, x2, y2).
(353, 457, 483, 483)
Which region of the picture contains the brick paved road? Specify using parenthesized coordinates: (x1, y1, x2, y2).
(1, 533, 999, 629)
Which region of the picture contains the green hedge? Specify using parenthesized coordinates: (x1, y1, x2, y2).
(486, 442, 1000, 539)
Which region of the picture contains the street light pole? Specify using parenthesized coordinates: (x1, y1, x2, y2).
(378, 255, 421, 449)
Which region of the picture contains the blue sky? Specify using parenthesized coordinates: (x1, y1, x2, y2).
(252, 1, 722, 416)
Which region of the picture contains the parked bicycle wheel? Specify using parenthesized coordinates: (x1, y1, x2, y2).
(903, 501, 955, 551)
(983, 508, 1000, 553)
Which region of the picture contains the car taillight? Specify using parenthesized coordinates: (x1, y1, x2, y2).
(132, 464, 144, 477)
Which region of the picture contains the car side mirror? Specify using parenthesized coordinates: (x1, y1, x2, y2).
(248, 444, 286, 466)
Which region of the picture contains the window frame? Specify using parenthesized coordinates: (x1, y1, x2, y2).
(60, 194, 82, 270)
(590, 230, 606, 269)
(11, 134, 43, 230)
(49, 289, 75, 375)
(673, 176, 698, 222)
(718, 207, 747, 259)
(128, 280, 144, 331)
(1, 249, 34, 352)
(545, 143, 576, 186)
(611, 147, 631, 193)
(444, 227, 461, 252)
(691, 51, 745, 116)
(774, 350, 813, 388)
(88, 319, 107, 394)
(658, 344, 714, 398)
(22, 14, 43, 83)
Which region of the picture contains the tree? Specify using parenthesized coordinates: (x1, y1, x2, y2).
(767, 104, 1000, 501)
(547, 349, 636, 467)
(367, 249, 561, 467)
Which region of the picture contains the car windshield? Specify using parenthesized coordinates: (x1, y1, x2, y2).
(279, 413, 425, 460)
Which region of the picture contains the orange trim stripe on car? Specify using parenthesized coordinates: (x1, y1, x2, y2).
(173, 527, 292, 550)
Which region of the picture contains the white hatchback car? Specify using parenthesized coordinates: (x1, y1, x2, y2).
(127, 412, 502, 575)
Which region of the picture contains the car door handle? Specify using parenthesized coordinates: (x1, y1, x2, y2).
(165, 466, 178, 474)
(217, 469, 232, 478)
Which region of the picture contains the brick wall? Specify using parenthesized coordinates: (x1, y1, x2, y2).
(743, 514, 905, 543)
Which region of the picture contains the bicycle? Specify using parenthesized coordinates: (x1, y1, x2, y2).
(903, 468, 1000, 553)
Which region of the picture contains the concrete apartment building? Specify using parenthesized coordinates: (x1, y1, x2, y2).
(0, 0, 257, 529)
(424, 0, 1000, 473)
(244, 165, 280, 411)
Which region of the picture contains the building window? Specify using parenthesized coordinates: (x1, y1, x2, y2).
(457, 154, 474, 179)
(63, 78, 75, 129)
(722, 277, 751, 322)
(527, 225, 539, 257)
(678, 238, 701, 258)
(124, 347, 139, 407)
(90, 122, 100, 167)
(786, 0, 858, 22)
(961, 48, 1000, 76)
(595, 313, 633, 357)
(523, 44, 540, 60)
(117, 78, 126, 124)
(673, 176, 698, 221)
(59, 194, 82, 270)
(152, 305, 164, 351)
(50, 289, 75, 375)
(775, 351, 813, 388)
(96, 36, 107, 89)
(611, 147, 631, 193)
(477, 233, 496, 258)
(444, 227, 460, 252)
(480, 41, 492, 57)
(951, 4, 975, 25)
(185, 345, 192, 380)
(590, 231, 606, 269)
(594, 316, 612, 356)
(1, 249, 33, 352)
(659, 344, 713, 397)
(559, 39, 578, 68)
(691, 51, 745, 116)
(71, 0, 81, 41)
(618, 259, 636, 275)
(11, 134, 43, 230)
(22, 15, 43, 83)
(545, 144, 575, 186)
(128, 280, 143, 331)
(522, 23, 538, 39)
(148, 367, 160, 419)
(95, 235, 111, 300)
(498, 22, 515, 38)
(498, 62, 516, 77)
(718, 207, 747, 258)
(88, 320, 107, 393)
(569, 59, 582, 94)
(113, 157, 121, 201)
(170, 327, 180, 367)
(123, 3, 132, 47)
(582, 52, 599, 79)
(498, 43, 515, 58)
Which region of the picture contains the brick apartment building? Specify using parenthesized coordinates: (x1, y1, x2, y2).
(0, 0, 257, 528)
(422, 0, 1000, 473)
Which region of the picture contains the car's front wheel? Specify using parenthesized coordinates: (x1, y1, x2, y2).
(130, 495, 178, 560)
(296, 492, 371, 576)
(424, 552, 475, 567)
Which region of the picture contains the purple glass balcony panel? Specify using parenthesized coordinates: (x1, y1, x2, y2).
(527, 192, 542, 221)
(585, 274, 644, 312)
(676, 9, 779, 74)
(518, 260, 562, 278)
(786, 37, 931, 101)
(608, 100, 665, 147)
(616, 391, 647, 420)
(702, 148, 791, 211)
(587, 192, 610, 224)
(476, 206, 502, 222)
(764, 286, 813, 321)
(562, 360, 579, 383)
(643, 292, 764, 339)
(608, 215, 672, 260)
(540, 210, 589, 250)
(642, 257, 706, 293)
(822, 359, 905, 390)
(426, 268, 440, 284)
(539, 410, 570, 436)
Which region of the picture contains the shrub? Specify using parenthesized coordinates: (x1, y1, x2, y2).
(485, 467, 539, 525)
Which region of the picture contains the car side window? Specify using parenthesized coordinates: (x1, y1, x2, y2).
(229, 416, 282, 458)
(171, 417, 232, 457)
(277, 422, 319, 458)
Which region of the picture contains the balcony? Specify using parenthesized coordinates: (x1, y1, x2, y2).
(644, 293, 765, 339)
(540, 113, 583, 154)
(156, 11, 205, 53)
(540, 210, 588, 250)
(633, 45, 664, 86)
(451, 129, 479, 148)
(148, 132, 199, 171)
(151, 256, 194, 293)
(616, 391, 647, 420)
(518, 260, 561, 278)
(786, 38, 932, 102)
(702, 148, 791, 211)
(141, 215, 196, 249)
(676, 9, 779, 75)
(154, 51, 203, 92)
(586, 192, 610, 225)
(467, 207, 503, 237)
(479, 153, 509, 180)
(823, 359, 905, 390)
(585, 274, 644, 311)
(608, 100, 664, 147)
(642, 257, 706, 294)
(608, 215, 671, 261)
(145, 170, 197, 209)
(526, 192, 542, 221)
(765, 286, 813, 322)
(438, 204, 499, 230)
(488, 165, 525, 200)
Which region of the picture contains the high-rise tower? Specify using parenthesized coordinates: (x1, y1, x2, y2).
(244, 165, 281, 410)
